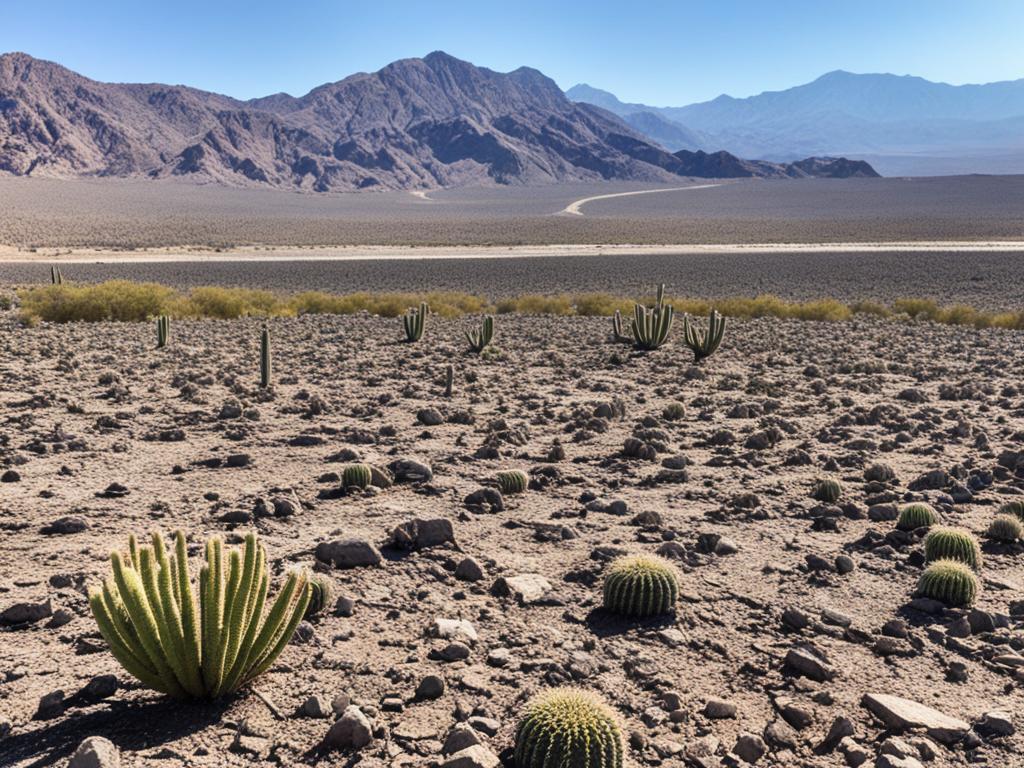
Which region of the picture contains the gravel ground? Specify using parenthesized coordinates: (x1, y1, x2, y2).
(1, 310, 1023, 767)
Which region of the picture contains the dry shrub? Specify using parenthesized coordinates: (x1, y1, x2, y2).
(182, 287, 284, 318)
(496, 295, 575, 315)
(19, 281, 178, 322)
(573, 294, 633, 316)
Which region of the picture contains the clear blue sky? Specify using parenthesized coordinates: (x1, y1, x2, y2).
(4, 1, 1023, 105)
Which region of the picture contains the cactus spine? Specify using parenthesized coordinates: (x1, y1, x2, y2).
(88, 531, 310, 700)
(259, 325, 271, 388)
(403, 302, 427, 342)
(466, 315, 494, 353)
(631, 284, 673, 350)
(515, 688, 623, 768)
(683, 309, 726, 362)
(156, 315, 170, 349)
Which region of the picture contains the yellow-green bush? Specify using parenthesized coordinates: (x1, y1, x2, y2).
(183, 287, 284, 319)
(19, 281, 178, 322)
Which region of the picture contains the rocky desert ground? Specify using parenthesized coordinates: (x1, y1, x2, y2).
(1, 302, 1023, 768)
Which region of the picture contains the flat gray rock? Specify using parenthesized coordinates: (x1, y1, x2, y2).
(862, 693, 968, 744)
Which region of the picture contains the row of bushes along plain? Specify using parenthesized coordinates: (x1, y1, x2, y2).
(12, 281, 1024, 330)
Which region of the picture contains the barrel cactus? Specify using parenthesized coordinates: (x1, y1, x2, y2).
(986, 515, 1022, 543)
(811, 478, 843, 504)
(916, 559, 979, 607)
(896, 503, 938, 532)
(514, 688, 623, 768)
(496, 470, 529, 495)
(923, 527, 981, 569)
(603, 554, 681, 617)
(342, 463, 373, 489)
(88, 531, 310, 700)
(305, 573, 335, 618)
(998, 500, 1024, 521)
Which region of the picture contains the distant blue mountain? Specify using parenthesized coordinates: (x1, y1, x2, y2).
(567, 72, 1024, 175)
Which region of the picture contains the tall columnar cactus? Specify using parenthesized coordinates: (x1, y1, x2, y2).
(896, 503, 938, 532)
(611, 310, 631, 344)
(515, 688, 623, 768)
(496, 469, 529, 495)
(683, 309, 726, 362)
(342, 463, 372, 489)
(923, 527, 982, 569)
(811, 477, 843, 504)
(444, 364, 454, 398)
(156, 315, 170, 349)
(631, 284, 674, 350)
(603, 554, 681, 617)
(259, 325, 271, 389)
(466, 315, 494, 353)
(916, 559, 979, 606)
(88, 531, 310, 700)
(403, 302, 428, 342)
(50, 265, 64, 285)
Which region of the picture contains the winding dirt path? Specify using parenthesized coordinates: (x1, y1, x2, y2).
(559, 183, 722, 215)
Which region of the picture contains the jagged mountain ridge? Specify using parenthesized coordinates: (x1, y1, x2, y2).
(0, 51, 876, 190)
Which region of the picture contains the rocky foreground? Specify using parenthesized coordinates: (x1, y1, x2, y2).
(0, 311, 1022, 767)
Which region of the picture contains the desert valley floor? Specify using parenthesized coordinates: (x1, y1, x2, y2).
(1, 176, 1024, 768)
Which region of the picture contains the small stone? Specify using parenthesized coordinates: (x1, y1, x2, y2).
(455, 557, 485, 582)
(323, 705, 373, 749)
(35, 689, 65, 720)
(0, 470, 20, 483)
(491, 574, 552, 604)
(68, 736, 121, 768)
(434, 642, 471, 662)
(83, 675, 119, 701)
(1, 599, 53, 626)
(300, 694, 333, 719)
(733, 732, 767, 763)
(861, 693, 968, 745)
(442, 724, 482, 755)
(817, 715, 855, 752)
(785, 645, 835, 682)
(441, 744, 500, 768)
(335, 595, 356, 617)
(415, 674, 445, 700)
(703, 697, 737, 719)
(976, 710, 1014, 737)
(315, 538, 382, 568)
(431, 618, 478, 644)
(468, 716, 499, 736)
(391, 517, 455, 549)
(836, 555, 855, 574)
(42, 516, 88, 534)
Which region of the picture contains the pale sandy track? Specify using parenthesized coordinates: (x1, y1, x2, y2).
(558, 184, 722, 215)
(4, 241, 1024, 264)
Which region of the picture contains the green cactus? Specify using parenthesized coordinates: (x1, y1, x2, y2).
(631, 284, 674, 350)
(403, 302, 427, 342)
(916, 559, 979, 607)
(304, 573, 335, 618)
(896, 503, 938, 532)
(514, 688, 623, 768)
(465, 315, 494, 353)
(156, 315, 170, 349)
(986, 515, 1022, 542)
(88, 531, 310, 700)
(682, 309, 727, 362)
(811, 477, 843, 504)
(998, 500, 1024, 521)
(259, 325, 271, 389)
(603, 554, 681, 617)
(611, 310, 631, 344)
(50, 265, 64, 285)
(662, 402, 686, 421)
(342, 463, 372, 489)
(496, 469, 529, 495)
(444, 364, 454, 397)
(924, 526, 981, 569)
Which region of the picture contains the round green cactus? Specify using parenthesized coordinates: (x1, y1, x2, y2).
(603, 554, 681, 617)
(305, 573, 335, 618)
(923, 527, 981, 569)
(896, 503, 938, 532)
(998, 500, 1024, 521)
(496, 469, 529, 495)
(514, 688, 623, 768)
(342, 463, 372, 489)
(662, 402, 686, 421)
(986, 515, 1022, 543)
(811, 478, 843, 504)
(916, 559, 979, 607)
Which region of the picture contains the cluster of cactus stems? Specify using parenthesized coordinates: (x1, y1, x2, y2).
(259, 325, 271, 389)
(342, 463, 373, 489)
(515, 688, 623, 768)
(403, 302, 428, 342)
(896, 502, 938, 532)
(50, 265, 64, 285)
(631, 284, 674, 350)
(916, 559, 978, 606)
(496, 469, 529, 495)
(682, 309, 727, 362)
(603, 554, 681, 617)
(466, 315, 494, 353)
(156, 315, 170, 349)
(611, 310, 631, 344)
(88, 531, 310, 700)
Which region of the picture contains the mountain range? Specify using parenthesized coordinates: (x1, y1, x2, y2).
(567, 72, 1024, 176)
(0, 51, 875, 191)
